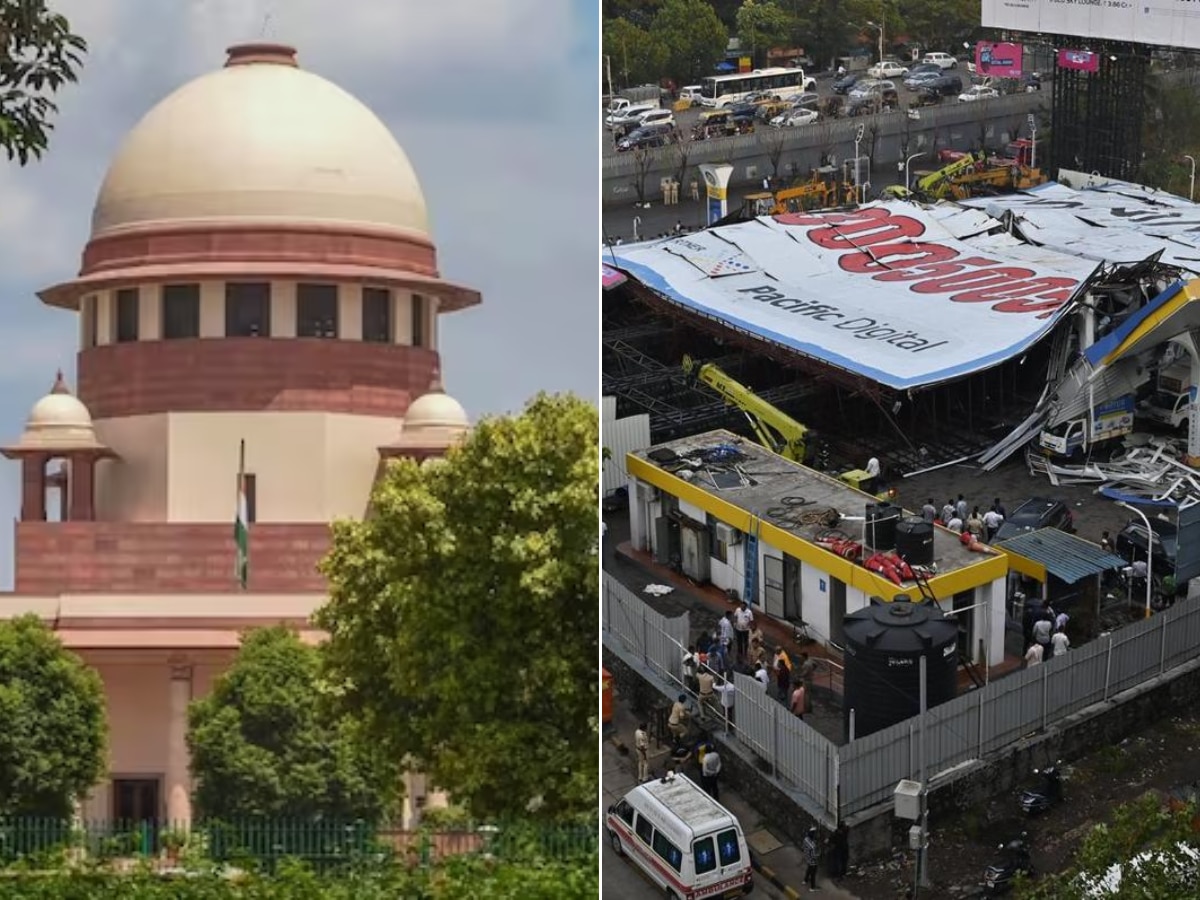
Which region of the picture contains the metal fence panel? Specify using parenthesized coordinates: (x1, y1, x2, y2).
(732, 672, 777, 765)
(605, 576, 1200, 823)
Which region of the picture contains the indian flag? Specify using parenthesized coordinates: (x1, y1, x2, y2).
(234, 440, 248, 589)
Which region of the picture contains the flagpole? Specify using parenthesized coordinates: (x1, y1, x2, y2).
(235, 439, 248, 591)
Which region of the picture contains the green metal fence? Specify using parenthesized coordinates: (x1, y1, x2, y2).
(0, 817, 596, 870)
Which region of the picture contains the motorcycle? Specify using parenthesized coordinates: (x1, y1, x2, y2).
(1019, 763, 1063, 816)
(982, 832, 1033, 895)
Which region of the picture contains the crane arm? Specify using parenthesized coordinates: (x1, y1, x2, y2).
(917, 150, 984, 195)
(681, 355, 809, 462)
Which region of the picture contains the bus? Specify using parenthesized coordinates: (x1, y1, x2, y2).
(698, 67, 817, 108)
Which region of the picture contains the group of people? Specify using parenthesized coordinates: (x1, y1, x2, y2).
(1025, 604, 1071, 666)
(921, 495, 1009, 542)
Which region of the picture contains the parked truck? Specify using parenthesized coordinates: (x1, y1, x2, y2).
(1138, 362, 1196, 429)
(1038, 394, 1136, 457)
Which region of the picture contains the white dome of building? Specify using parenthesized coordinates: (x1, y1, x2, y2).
(403, 390, 470, 433)
(7, 373, 107, 451)
(91, 43, 429, 239)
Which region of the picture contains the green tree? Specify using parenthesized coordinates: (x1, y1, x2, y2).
(0, 615, 106, 817)
(316, 394, 599, 822)
(651, 0, 728, 85)
(0, 1, 87, 163)
(1016, 793, 1199, 898)
(604, 17, 668, 89)
(187, 626, 395, 822)
(895, 0, 979, 55)
(735, 0, 795, 67)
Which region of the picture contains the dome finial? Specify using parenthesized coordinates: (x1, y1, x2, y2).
(225, 43, 298, 68)
(428, 375, 444, 393)
(51, 370, 70, 395)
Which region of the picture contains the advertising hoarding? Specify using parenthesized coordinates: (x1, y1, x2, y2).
(975, 42, 1024, 78)
(1057, 49, 1100, 72)
(605, 205, 1097, 390)
(981, 0, 1200, 52)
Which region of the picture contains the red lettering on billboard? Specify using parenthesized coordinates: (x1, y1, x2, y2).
(774, 207, 1078, 316)
(839, 242, 957, 274)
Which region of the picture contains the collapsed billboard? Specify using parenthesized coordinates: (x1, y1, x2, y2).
(605, 205, 1099, 390)
(981, 0, 1200, 52)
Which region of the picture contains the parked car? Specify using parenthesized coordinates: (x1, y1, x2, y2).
(907, 62, 942, 78)
(849, 79, 892, 99)
(637, 108, 676, 130)
(605, 103, 657, 130)
(832, 72, 862, 94)
(868, 60, 909, 79)
(959, 85, 1000, 102)
(911, 87, 944, 107)
(904, 70, 944, 90)
(921, 51, 959, 70)
(679, 85, 704, 105)
(923, 74, 964, 96)
(992, 498, 1076, 543)
(1115, 517, 1179, 571)
(790, 91, 821, 110)
(850, 80, 898, 104)
(770, 107, 819, 127)
(616, 123, 673, 152)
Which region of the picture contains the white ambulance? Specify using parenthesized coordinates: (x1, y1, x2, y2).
(606, 771, 754, 899)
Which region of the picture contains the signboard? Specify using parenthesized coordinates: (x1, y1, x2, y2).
(700, 163, 734, 226)
(605, 204, 1098, 390)
(976, 42, 1024, 79)
(982, 0, 1200, 51)
(1057, 49, 1099, 73)
(601, 264, 627, 291)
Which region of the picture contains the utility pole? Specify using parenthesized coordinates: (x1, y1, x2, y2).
(916, 654, 931, 893)
(605, 55, 616, 105)
(1028, 113, 1038, 169)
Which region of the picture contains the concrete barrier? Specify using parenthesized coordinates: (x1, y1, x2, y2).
(602, 92, 1046, 208)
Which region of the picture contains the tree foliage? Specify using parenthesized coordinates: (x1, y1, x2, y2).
(0, 615, 106, 818)
(650, 0, 728, 84)
(1016, 793, 1200, 899)
(0, 1, 87, 164)
(603, 17, 668, 88)
(316, 394, 599, 823)
(187, 626, 396, 822)
(735, 0, 794, 65)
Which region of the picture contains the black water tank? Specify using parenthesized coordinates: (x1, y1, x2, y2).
(865, 502, 899, 550)
(842, 598, 959, 740)
(895, 516, 934, 566)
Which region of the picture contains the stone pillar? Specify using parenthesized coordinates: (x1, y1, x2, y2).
(165, 664, 193, 826)
(20, 454, 47, 521)
(68, 456, 96, 522)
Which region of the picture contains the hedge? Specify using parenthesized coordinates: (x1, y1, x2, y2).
(0, 856, 599, 899)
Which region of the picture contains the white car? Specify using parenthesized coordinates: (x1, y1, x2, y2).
(605, 103, 657, 129)
(637, 108, 676, 129)
(921, 52, 958, 71)
(958, 85, 1000, 102)
(679, 85, 704, 105)
(770, 108, 819, 127)
(867, 60, 908, 79)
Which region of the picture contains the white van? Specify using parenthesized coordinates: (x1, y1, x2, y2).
(638, 108, 676, 129)
(680, 85, 704, 105)
(606, 772, 754, 899)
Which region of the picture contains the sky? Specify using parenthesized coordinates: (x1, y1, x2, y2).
(0, 0, 599, 586)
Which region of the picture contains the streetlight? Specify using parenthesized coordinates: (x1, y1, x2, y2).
(1117, 501, 1154, 619)
(904, 151, 926, 193)
(1184, 155, 1196, 202)
(866, 20, 884, 64)
(854, 123, 865, 205)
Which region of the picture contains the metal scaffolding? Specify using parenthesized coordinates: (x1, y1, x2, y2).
(1050, 40, 1150, 180)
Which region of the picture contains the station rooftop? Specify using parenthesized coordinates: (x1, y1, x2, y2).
(629, 429, 993, 581)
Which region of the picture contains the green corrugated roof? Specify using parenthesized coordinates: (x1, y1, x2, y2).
(996, 528, 1127, 584)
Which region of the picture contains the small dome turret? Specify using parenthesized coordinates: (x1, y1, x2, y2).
(5, 372, 109, 452)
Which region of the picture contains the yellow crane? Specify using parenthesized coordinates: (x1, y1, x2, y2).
(682, 355, 808, 463)
(682, 355, 896, 498)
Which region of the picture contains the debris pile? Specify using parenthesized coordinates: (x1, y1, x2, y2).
(1026, 437, 1200, 509)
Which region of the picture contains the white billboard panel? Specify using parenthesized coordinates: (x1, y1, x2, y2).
(981, 0, 1200, 51)
(605, 205, 1099, 390)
